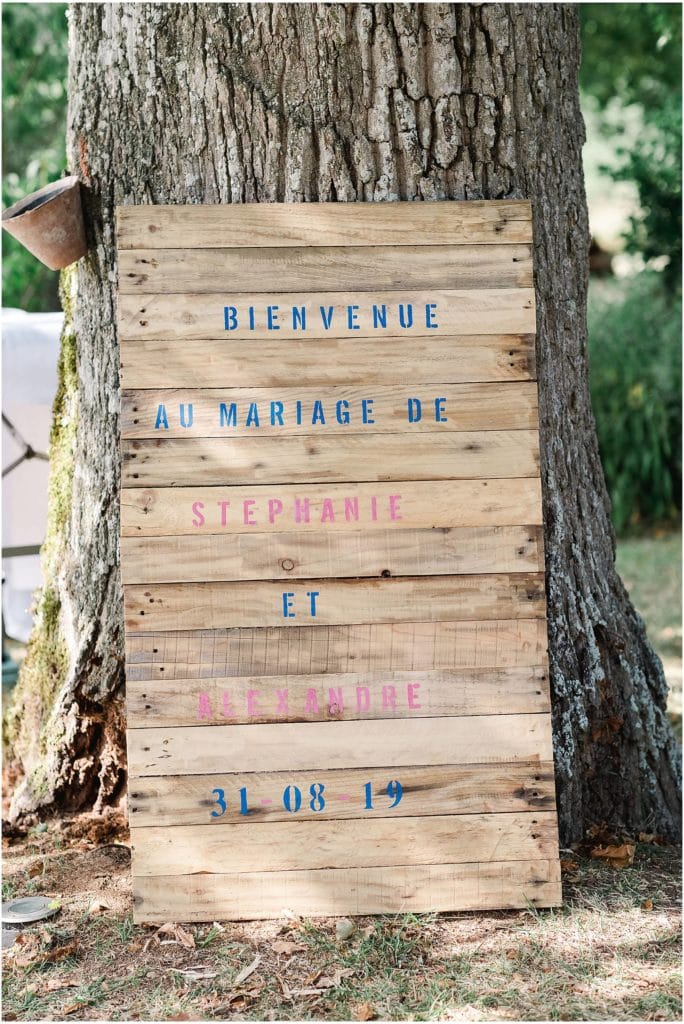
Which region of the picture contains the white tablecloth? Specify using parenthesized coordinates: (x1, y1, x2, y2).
(3, 308, 63, 641)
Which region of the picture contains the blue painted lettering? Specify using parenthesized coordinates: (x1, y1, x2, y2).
(311, 400, 326, 425)
(155, 404, 169, 430)
(425, 302, 439, 329)
(292, 305, 306, 330)
(398, 303, 414, 329)
(362, 398, 375, 424)
(372, 304, 387, 329)
(336, 399, 350, 425)
(219, 402, 237, 427)
(347, 304, 360, 330)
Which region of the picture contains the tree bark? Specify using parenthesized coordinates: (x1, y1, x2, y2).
(7, 2, 680, 843)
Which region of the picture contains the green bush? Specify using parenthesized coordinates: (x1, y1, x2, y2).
(588, 273, 682, 534)
(2, 3, 68, 311)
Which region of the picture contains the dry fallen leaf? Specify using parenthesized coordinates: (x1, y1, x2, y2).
(146, 922, 196, 951)
(560, 858, 579, 872)
(62, 1004, 83, 1016)
(353, 1002, 377, 1021)
(233, 952, 260, 987)
(88, 899, 111, 916)
(590, 842, 636, 868)
(43, 976, 79, 992)
(272, 939, 304, 956)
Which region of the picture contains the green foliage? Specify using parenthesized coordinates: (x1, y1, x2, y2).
(581, 4, 682, 113)
(588, 274, 682, 533)
(2, 3, 68, 311)
(580, 5, 682, 290)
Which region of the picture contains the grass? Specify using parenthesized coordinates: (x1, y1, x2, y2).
(1, 821, 681, 1021)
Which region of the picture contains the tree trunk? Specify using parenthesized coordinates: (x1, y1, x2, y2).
(6, 2, 680, 843)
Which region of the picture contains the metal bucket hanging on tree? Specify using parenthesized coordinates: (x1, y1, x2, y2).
(2, 175, 87, 270)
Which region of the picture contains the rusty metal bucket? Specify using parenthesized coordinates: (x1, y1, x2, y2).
(2, 175, 87, 270)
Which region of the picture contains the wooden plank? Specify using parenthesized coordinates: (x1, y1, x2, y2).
(125, 620, 550, 679)
(121, 479, 543, 538)
(117, 200, 533, 250)
(118, 243, 534, 293)
(118, 289, 536, 341)
(127, 714, 554, 777)
(121, 430, 540, 487)
(121, 382, 538, 440)
(124, 572, 546, 632)
(131, 812, 559, 876)
(132, 860, 562, 922)
(129, 761, 557, 826)
(120, 524, 544, 585)
(120, 335, 536, 389)
(126, 666, 551, 727)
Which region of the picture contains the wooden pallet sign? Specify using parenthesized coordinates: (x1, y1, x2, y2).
(117, 200, 562, 922)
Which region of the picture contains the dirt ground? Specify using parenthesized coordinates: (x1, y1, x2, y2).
(1, 811, 681, 1022)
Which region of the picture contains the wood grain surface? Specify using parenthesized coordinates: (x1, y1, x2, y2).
(129, 761, 557, 826)
(121, 479, 543, 537)
(127, 714, 554, 777)
(121, 382, 538, 438)
(119, 288, 536, 341)
(118, 243, 534, 293)
(120, 334, 536, 389)
(133, 860, 562, 921)
(117, 200, 533, 249)
(118, 200, 559, 922)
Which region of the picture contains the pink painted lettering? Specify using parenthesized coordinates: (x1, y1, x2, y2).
(192, 501, 205, 528)
(407, 682, 422, 709)
(294, 497, 310, 524)
(197, 692, 212, 719)
(356, 686, 370, 712)
(217, 499, 230, 526)
(246, 689, 261, 715)
(382, 684, 397, 709)
(243, 499, 257, 525)
(305, 688, 320, 714)
(268, 498, 283, 524)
